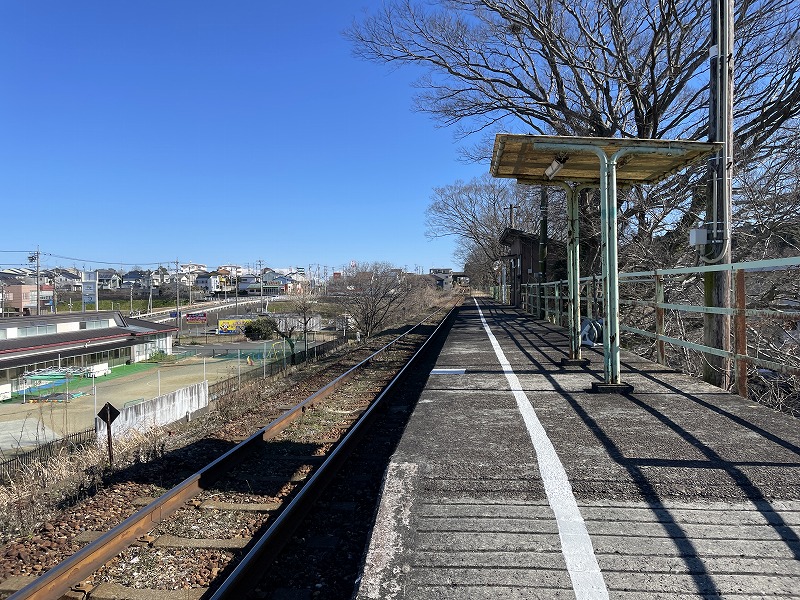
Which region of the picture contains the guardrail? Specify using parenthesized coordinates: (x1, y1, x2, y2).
(493, 256, 800, 399)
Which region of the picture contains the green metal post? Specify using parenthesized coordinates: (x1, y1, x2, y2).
(597, 152, 614, 382)
(567, 186, 582, 360)
(605, 154, 622, 384)
(555, 284, 561, 326)
(655, 273, 666, 365)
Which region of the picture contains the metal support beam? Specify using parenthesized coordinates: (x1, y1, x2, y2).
(526, 141, 690, 389)
(553, 182, 586, 364)
(567, 188, 581, 360)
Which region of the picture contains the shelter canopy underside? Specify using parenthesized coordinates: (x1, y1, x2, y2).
(490, 134, 721, 185)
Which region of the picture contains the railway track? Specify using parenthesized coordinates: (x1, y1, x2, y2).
(1, 303, 457, 600)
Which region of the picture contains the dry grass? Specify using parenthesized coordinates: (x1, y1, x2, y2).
(0, 428, 169, 544)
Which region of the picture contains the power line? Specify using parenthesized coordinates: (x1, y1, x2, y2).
(43, 252, 174, 267)
(1, 249, 173, 267)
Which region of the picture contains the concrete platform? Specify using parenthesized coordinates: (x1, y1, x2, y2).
(355, 297, 800, 599)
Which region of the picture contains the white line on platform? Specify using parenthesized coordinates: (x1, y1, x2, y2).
(430, 368, 467, 375)
(474, 298, 609, 600)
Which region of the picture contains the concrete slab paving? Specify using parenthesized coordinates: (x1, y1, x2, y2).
(0, 420, 60, 453)
(355, 297, 800, 599)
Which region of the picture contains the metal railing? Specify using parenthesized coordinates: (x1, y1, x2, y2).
(494, 255, 800, 398)
(0, 427, 97, 482)
(209, 336, 349, 403)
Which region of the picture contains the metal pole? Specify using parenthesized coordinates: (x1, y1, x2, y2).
(175, 259, 180, 329)
(655, 273, 666, 365)
(605, 155, 622, 384)
(597, 152, 614, 383)
(554, 284, 561, 327)
(539, 187, 548, 286)
(704, 0, 734, 388)
(566, 186, 582, 360)
(501, 263, 507, 304)
(105, 405, 114, 468)
(734, 269, 748, 398)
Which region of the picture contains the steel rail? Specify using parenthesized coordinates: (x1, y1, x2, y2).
(6, 304, 454, 600)
(209, 302, 458, 599)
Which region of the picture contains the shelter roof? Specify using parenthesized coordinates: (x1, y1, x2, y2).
(490, 134, 721, 185)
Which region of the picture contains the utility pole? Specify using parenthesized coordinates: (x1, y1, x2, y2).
(507, 204, 519, 228)
(258, 258, 264, 311)
(539, 188, 549, 319)
(51, 275, 57, 314)
(175, 259, 180, 334)
(704, 0, 734, 388)
(28, 247, 41, 315)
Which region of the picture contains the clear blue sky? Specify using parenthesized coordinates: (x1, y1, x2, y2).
(0, 1, 487, 276)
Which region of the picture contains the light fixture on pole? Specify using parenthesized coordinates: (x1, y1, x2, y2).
(544, 157, 567, 180)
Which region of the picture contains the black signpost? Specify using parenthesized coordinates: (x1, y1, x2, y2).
(97, 402, 120, 468)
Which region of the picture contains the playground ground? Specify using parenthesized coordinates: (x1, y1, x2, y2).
(0, 350, 274, 457)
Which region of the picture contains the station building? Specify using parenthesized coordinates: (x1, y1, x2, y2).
(0, 311, 177, 400)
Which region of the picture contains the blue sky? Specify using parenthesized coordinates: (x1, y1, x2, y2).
(0, 1, 488, 276)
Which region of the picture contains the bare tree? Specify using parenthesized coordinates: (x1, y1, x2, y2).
(459, 241, 501, 288)
(348, 0, 800, 154)
(428, 175, 524, 259)
(336, 262, 411, 338)
(348, 0, 800, 271)
(426, 174, 569, 280)
(289, 289, 318, 354)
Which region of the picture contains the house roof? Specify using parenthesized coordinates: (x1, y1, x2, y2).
(499, 227, 567, 248)
(54, 270, 82, 280)
(0, 312, 177, 370)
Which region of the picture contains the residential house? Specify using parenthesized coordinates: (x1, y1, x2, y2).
(261, 270, 289, 295)
(195, 271, 224, 295)
(499, 227, 567, 308)
(180, 262, 207, 274)
(0, 282, 54, 315)
(180, 263, 206, 287)
(429, 268, 454, 291)
(122, 270, 151, 289)
(150, 267, 171, 288)
(217, 264, 244, 278)
(0, 273, 21, 316)
(237, 274, 261, 294)
(96, 269, 122, 290)
(49, 269, 83, 292)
